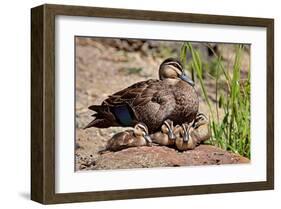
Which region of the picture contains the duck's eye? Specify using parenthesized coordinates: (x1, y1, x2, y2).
(161, 126, 169, 133)
(169, 62, 182, 71)
(136, 124, 148, 133)
(140, 128, 147, 135)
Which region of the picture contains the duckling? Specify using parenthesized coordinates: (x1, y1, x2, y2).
(85, 57, 198, 133)
(191, 113, 211, 142)
(174, 123, 195, 151)
(99, 123, 152, 153)
(150, 119, 176, 146)
(175, 113, 211, 151)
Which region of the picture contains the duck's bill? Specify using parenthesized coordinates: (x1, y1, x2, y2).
(144, 135, 152, 143)
(183, 133, 189, 143)
(168, 130, 176, 141)
(180, 74, 195, 86)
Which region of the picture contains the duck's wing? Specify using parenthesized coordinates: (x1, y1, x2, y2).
(85, 79, 158, 129)
(105, 79, 179, 131)
(105, 79, 176, 126)
(102, 79, 158, 106)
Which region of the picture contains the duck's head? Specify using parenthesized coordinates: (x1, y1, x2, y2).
(159, 58, 194, 86)
(193, 113, 209, 129)
(180, 123, 192, 143)
(161, 119, 176, 141)
(133, 123, 152, 143)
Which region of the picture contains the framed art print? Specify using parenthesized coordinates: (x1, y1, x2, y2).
(31, 4, 274, 204)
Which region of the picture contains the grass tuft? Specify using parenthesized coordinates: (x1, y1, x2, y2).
(181, 42, 251, 158)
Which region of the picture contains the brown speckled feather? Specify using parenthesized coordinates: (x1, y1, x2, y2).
(86, 78, 198, 133)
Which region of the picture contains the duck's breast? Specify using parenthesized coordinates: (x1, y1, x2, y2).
(171, 81, 199, 124)
(131, 81, 177, 132)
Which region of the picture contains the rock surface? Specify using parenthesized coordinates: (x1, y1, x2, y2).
(78, 145, 249, 171)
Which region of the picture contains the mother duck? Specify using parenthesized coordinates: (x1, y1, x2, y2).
(84, 58, 199, 133)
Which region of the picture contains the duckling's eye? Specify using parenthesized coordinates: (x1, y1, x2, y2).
(180, 130, 185, 137)
(139, 128, 146, 135)
(199, 118, 205, 123)
(161, 125, 169, 133)
(136, 124, 148, 133)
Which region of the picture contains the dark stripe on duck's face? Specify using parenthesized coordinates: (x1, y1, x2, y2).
(136, 123, 148, 134)
(111, 105, 135, 126)
(165, 61, 183, 71)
